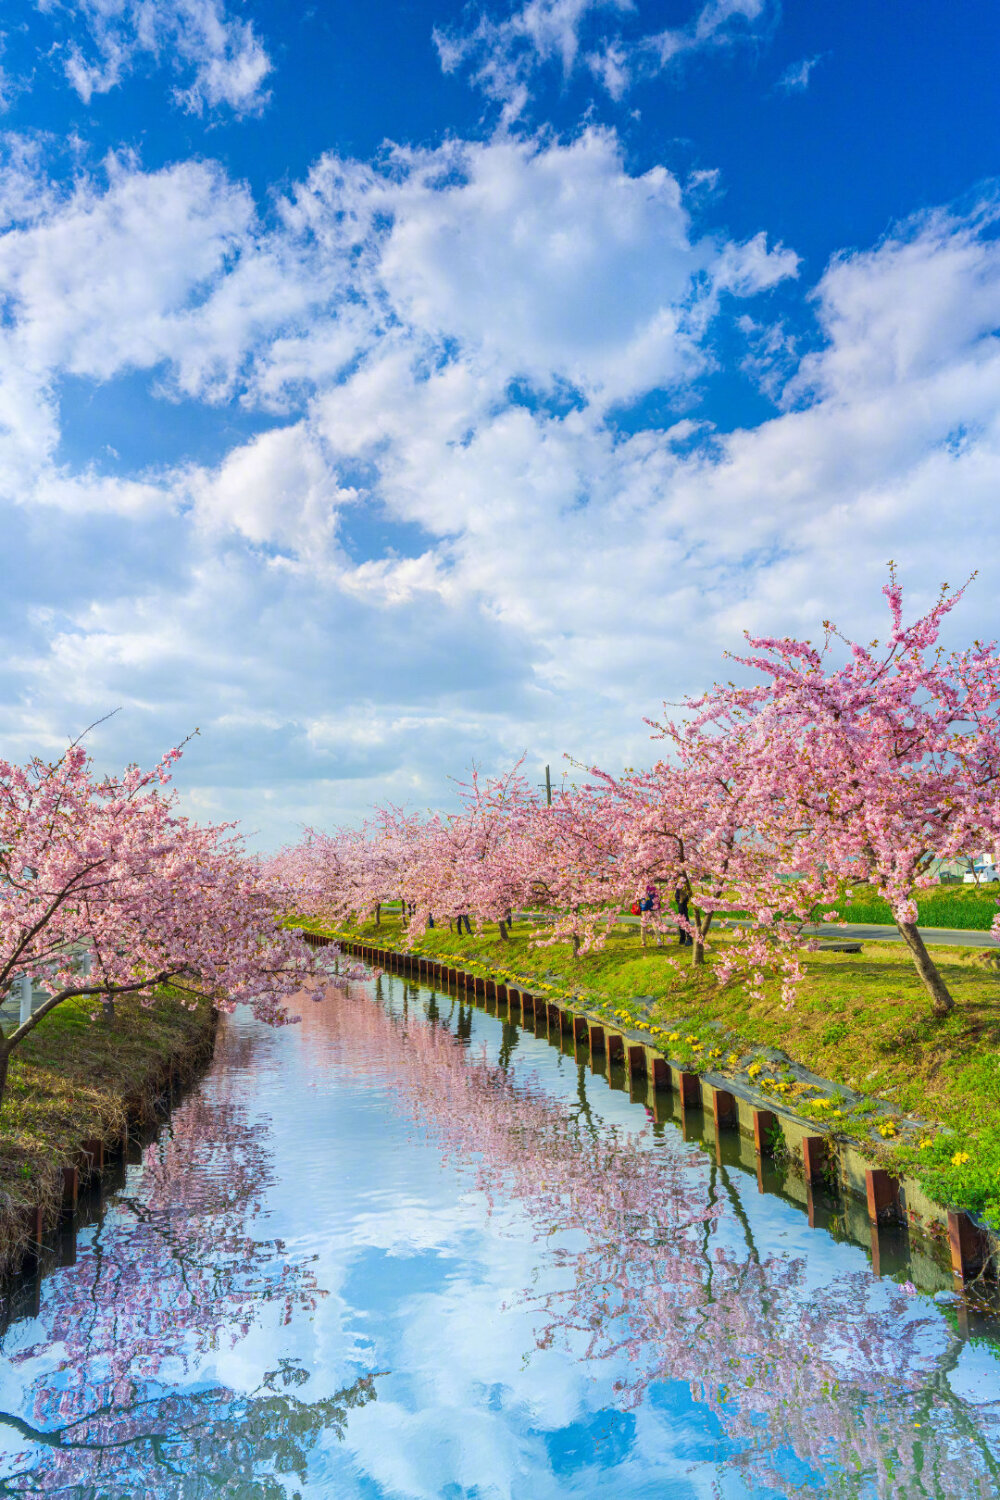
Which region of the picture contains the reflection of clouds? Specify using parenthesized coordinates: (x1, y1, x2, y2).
(0, 1012, 355, 1493)
(309, 987, 1000, 1497)
(3, 988, 999, 1498)
(277, 989, 1000, 1494)
(349, 1399, 527, 1500)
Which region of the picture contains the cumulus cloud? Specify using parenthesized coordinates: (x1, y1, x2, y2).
(188, 423, 358, 558)
(434, 0, 771, 119)
(0, 127, 998, 843)
(787, 199, 1000, 402)
(0, 126, 794, 507)
(0, 154, 255, 380)
(45, 0, 272, 114)
(776, 53, 822, 92)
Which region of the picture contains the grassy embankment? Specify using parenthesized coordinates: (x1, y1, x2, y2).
(0, 990, 216, 1267)
(303, 909, 1000, 1229)
(838, 884, 999, 930)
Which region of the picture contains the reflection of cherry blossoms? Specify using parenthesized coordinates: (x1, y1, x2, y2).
(331, 984, 1000, 1499)
(0, 1021, 378, 1494)
(0, 1367, 379, 1497)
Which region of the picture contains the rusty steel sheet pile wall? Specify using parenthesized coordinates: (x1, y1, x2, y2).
(333, 936, 998, 1294)
(5, 1011, 220, 1295)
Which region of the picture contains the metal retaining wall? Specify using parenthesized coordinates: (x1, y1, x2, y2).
(325, 934, 998, 1295)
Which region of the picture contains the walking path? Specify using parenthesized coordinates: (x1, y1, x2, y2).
(405, 906, 998, 950)
(805, 922, 997, 949)
(609, 913, 998, 949)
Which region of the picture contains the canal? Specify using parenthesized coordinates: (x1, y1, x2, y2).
(0, 972, 998, 1496)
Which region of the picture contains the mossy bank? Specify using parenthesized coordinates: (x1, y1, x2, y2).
(0, 989, 217, 1275)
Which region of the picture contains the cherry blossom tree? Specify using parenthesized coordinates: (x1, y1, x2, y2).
(443, 759, 538, 939)
(687, 571, 1000, 1015)
(0, 735, 345, 1109)
(265, 819, 400, 928)
(520, 782, 630, 957)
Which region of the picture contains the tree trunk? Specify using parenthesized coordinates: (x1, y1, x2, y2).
(0, 1043, 8, 1113)
(102, 996, 115, 1023)
(897, 920, 955, 1016)
(571, 934, 581, 958)
(498, 920, 509, 941)
(375, 903, 381, 927)
(692, 908, 713, 967)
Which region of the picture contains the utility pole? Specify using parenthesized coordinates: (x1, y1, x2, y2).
(539, 765, 552, 806)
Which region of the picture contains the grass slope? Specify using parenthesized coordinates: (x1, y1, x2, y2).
(0, 990, 216, 1266)
(307, 913, 1000, 1229)
(839, 885, 1000, 930)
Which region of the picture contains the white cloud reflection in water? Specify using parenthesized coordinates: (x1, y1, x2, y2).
(0, 978, 998, 1496)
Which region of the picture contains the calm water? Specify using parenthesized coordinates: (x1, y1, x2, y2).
(0, 974, 999, 1498)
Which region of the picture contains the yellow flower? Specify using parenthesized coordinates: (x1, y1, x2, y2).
(685, 1034, 698, 1043)
(877, 1120, 897, 1138)
(726, 1053, 740, 1068)
(708, 1048, 723, 1059)
(747, 1062, 763, 1079)
(951, 1151, 971, 1167)
(832, 1109, 843, 1118)
(918, 1137, 933, 1150)
(668, 1031, 680, 1042)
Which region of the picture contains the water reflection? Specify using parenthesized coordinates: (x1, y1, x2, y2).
(0, 1023, 379, 1494)
(338, 982, 1000, 1497)
(0, 1368, 378, 1495)
(0, 977, 997, 1498)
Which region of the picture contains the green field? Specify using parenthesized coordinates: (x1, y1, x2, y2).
(837, 884, 1000, 930)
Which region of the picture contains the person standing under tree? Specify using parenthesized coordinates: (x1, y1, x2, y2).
(675, 883, 693, 946)
(638, 885, 662, 947)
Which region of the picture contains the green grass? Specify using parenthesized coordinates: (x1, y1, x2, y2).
(838, 884, 1000, 930)
(388, 890, 1000, 928)
(0, 990, 216, 1266)
(307, 912, 1000, 1229)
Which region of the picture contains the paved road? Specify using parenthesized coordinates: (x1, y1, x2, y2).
(592, 913, 998, 949)
(803, 922, 997, 949)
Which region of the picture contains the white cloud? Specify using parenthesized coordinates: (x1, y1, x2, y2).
(434, 0, 772, 119)
(776, 53, 822, 92)
(375, 131, 707, 402)
(0, 154, 255, 381)
(189, 423, 357, 557)
(787, 200, 1000, 402)
(0, 41, 22, 116)
(0, 130, 998, 844)
(51, 0, 272, 115)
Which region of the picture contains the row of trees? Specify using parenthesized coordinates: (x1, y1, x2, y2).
(270, 575, 1000, 1019)
(0, 728, 363, 1112)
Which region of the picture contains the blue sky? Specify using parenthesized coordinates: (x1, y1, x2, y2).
(1, 0, 998, 844)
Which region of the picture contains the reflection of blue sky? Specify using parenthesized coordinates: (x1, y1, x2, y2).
(1, 981, 999, 1496)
